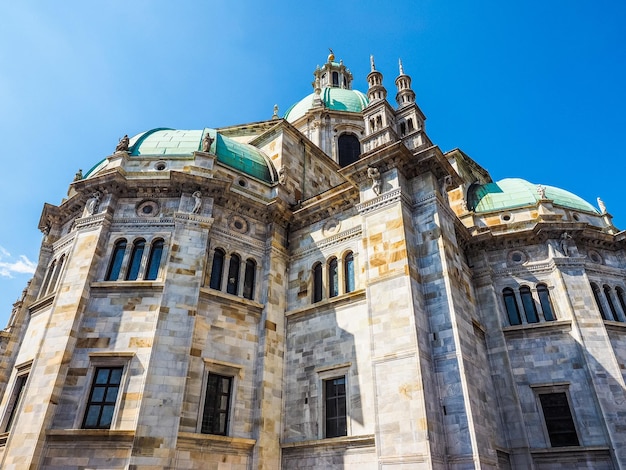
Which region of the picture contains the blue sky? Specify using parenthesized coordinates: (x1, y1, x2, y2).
(1, 1, 625, 325)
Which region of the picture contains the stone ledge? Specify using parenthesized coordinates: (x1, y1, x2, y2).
(177, 432, 255, 451)
(90, 281, 165, 292)
(199, 287, 264, 313)
(282, 434, 375, 450)
(28, 294, 55, 315)
(285, 289, 366, 319)
(530, 445, 610, 455)
(604, 320, 626, 332)
(45, 429, 135, 443)
(503, 320, 571, 338)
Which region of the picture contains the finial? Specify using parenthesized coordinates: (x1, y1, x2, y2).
(272, 104, 279, 120)
(399, 58, 404, 75)
(370, 55, 376, 71)
(328, 48, 335, 62)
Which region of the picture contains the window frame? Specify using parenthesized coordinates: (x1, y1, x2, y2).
(0, 361, 32, 433)
(125, 239, 146, 281)
(226, 253, 241, 295)
(316, 363, 351, 439)
(344, 251, 355, 294)
(145, 238, 164, 281)
(105, 239, 127, 281)
(532, 383, 580, 448)
(537, 284, 556, 321)
(77, 353, 133, 430)
(502, 287, 521, 325)
(328, 257, 339, 298)
(520, 285, 539, 323)
(198, 359, 242, 437)
(209, 248, 225, 290)
(243, 258, 256, 300)
(312, 262, 323, 303)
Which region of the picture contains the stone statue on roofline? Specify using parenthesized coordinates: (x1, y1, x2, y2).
(536, 185, 547, 200)
(560, 231, 573, 257)
(367, 167, 382, 195)
(115, 135, 129, 153)
(86, 191, 101, 215)
(192, 191, 202, 214)
(202, 133, 214, 153)
(597, 197, 607, 214)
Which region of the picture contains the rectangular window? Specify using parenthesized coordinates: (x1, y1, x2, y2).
(3, 373, 28, 432)
(201, 373, 232, 435)
(539, 392, 580, 447)
(325, 376, 347, 438)
(82, 366, 123, 429)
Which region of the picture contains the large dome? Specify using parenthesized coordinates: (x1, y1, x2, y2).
(469, 178, 598, 213)
(284, 87, 368, 123)
(85, 128, 277, 183)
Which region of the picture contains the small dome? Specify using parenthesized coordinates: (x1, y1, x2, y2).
(469, 178, 598, 214)
(85, 128, 276, 183)
(284, 87, 368, 123)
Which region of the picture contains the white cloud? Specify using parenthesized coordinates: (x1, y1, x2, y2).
(0, 248, 36, 278)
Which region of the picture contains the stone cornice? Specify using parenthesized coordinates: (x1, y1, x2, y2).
(211, 226, 267, 253)
(285, 290, 366, 320)
(110, 217, 176, 230)
(74, 212, 108, 232)
(291, 183, 358, 231)
(281, 433, 375, 450)
(290, 226, 362, 260)
(356, 187, 410, 215)
(177, 432, 256, 452)
(174, 212, 214, 229)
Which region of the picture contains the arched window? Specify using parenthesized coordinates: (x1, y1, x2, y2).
(332, 71, 339, 86)
(209, 249, 225, 290)
(312, 262, 323, 303)
(503, 288, 521, 325)
(328, 258, 338, 298)
(126, 239, 145, 281)
(520, 286, 538, 323)
(616, 287, 626, 322)
(400, 122, 406, 136)
(591, 283, 609, 320)
(226, 254, 240, 295)
(145, 239, 164, 281)
(603, 285, 618, 321)
(243, 259, 256, 300)
(344, 252, 355, 294)
(105, 240, 127, 281)
(40, 260, 56, 296)
(338, 134, 360, 167)
(537, 284, 555, 321)
(407, 118, 414, 131)
(47, 254, 66, 295)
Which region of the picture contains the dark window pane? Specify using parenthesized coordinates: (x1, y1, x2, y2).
(313, 263, 323, 303)
(591, 283, 609, 320)
(603, 286, 618, 321)
(145, 239, 164, 280)
(243, 259, 256, 300)
(539, 392, 579, 447)
(325, 376, 347, 438)
(537, 285, 555, 321)
(338, 134, 360, 167)
(617, 288, 626, 322)
(126, 240, 145, 280)
(4, 374, 28, 432)
(344, 252, 355, 293)
(520, 286, 538, 323)
(40, 261, 56, 296)
(209, 249, 225, 290)
(106, 240, 127, 281)
(227, 255, 240, 295)
(202, 373, 232, 435)
(329, 258, 338, 298)
(503, 288, 521, 325)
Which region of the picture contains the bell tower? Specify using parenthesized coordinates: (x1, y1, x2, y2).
(394, 59, 429, 149)
(361, 56, 398, 153)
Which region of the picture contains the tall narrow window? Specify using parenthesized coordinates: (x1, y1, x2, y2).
(82, 367, 123, 429)
(226, 254, 240, 295)
(400, 122, 406, 136)
(313, 262, 323, 303)
(591, 283, 609, 320)
(125, 239, 145, 281)
(407, 118, 414, 131)
(201, 373, 232, 435)
(538, 392, 579, 447)
(338, 134, 360, 167)
(3, 373, 28, 432)
(344, 252, 355, 294)
(520, 286, 538, 323)
(209, 248, 225, 290)
(328, 258, 338, 298)
(40, 260, 56, 296)
(145, 239, 164, 280)
(105, 240, 127, 281)
(47, 254, 65, 295)
(332, 71, 339, 86)
(503, 288, 521, 325)
(616, 287, 626, 322)
(603, 285, 618, 321)
(243, 259, 256, 300)
(325, 377, 347, 438)
(537, 284, 555, 321)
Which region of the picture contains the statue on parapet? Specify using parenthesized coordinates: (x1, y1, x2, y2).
(367, 167, 382, 195)
(202, 133, 214, 153)
(192, 191, 202, 214)
(115, 135, 129, 153)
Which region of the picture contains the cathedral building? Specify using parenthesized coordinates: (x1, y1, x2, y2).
(0, 51, 625, 469)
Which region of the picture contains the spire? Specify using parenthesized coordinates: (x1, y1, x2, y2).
(366, 55, 387, 102)
(395, 58, 415, 108)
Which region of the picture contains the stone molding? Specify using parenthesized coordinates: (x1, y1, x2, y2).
(503, 320, 572, 338)
(281, 433, 375, 450)
(177, 432, 256, 452)
(111, 217, 176, 229)
(356, 187, 409, 215)
(74, 212, 107, 231)
(285, 290, 366, 320)
(45, 429, 135, 443)
(174, 212, 214, 228)
(290, 226, 362, 259)
(50, 233, 76, 253)
(212, 226, 266, 252)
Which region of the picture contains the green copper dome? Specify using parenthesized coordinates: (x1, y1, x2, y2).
(469, 178, 598, 214)
(85, 128, 276, 183)
(284, 87, 369, 122)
